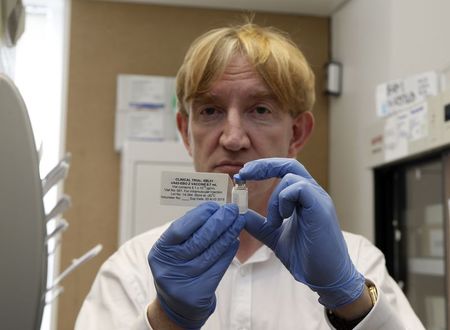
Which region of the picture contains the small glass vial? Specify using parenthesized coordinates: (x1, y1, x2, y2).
(232, 178, 248, 214)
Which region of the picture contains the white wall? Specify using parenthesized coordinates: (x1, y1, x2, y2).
(330, 0, 450, 241)
(389, 1, 450, 77)
(0, 40, 16, 76)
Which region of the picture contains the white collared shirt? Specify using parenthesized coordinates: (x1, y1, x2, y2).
(76, 224, 424, 330)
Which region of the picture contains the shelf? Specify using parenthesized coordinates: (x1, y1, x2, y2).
(408, 257, 445, 276)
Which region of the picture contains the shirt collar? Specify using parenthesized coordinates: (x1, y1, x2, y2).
(232, 244, 273, 266)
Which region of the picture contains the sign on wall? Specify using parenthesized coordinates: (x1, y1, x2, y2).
(376, 71, 439, 118)
(115, 74, 178, 151)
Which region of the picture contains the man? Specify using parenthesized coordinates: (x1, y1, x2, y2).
(76, 23, 423, 329)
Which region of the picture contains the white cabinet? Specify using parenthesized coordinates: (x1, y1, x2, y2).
(119, 141, 194, 245)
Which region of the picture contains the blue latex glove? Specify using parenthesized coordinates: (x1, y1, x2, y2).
(236, 158, 365, 310)
(148, 202, 245, 329)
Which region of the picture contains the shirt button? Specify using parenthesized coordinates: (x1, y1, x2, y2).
(239, 267, 248, 276)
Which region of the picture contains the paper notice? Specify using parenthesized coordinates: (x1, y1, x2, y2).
(409, 102, 428, 141)
(384, 111, 409, 161)
(160, 171, 231, 206)
(376, 71, 438, 118)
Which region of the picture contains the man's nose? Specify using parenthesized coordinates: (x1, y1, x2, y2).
(219, 110, 250, 151)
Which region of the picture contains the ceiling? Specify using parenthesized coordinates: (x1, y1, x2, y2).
(106, 0, 351, 16)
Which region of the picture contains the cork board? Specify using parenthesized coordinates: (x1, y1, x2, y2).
(61, 1, 330, 328)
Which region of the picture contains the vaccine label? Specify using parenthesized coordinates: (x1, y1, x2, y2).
(160, 171, 230, 206)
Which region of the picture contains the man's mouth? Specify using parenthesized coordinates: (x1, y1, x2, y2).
(214, 161, 245, 175)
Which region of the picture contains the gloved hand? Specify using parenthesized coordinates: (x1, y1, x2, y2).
(236, 158, 365, 310)
(148, 202, 245, 329)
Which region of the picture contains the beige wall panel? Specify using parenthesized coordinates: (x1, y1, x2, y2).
(61, 1, 329, 328)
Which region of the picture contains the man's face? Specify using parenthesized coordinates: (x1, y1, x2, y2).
(177, 54, 313, 203)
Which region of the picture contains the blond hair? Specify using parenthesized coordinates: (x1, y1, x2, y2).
(176, 23, 316, 117)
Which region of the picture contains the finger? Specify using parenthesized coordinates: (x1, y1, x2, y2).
(188, 215, 245, 274)
(266, 173, 302, 227)
(243, 209, 266, 233)
(237, 158, 312, 181)
(178, 204, 239, 259)
(242, 210, 280, 250)
(278, 181, 316, 218)
(162, 202, 220, 245)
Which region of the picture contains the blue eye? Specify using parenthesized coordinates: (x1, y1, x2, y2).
(201, 107, 217, 116)
(195, 106, 223, 123)
(255, 106, 271, 115)
(247, 105, 275, 125)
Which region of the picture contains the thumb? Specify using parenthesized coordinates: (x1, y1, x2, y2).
(242, 210, 279, 250)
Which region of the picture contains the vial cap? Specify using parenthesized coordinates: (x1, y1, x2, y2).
(233, 174, 246, 184)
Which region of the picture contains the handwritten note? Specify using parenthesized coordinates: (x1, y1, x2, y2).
(376, 71, 438, 117)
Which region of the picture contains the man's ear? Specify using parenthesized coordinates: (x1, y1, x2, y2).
(288, 111, 315, 157)
(176, 112, 192, 156)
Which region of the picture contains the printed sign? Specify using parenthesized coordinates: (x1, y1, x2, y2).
(160, 171, 231, 206)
